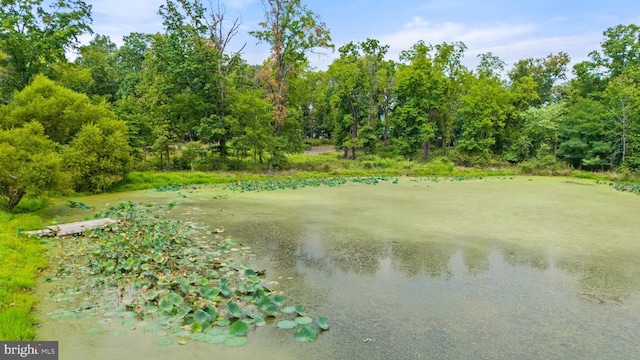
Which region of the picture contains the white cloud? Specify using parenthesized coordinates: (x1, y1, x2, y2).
(380, 16, 534, 54)
(374, 16, 602, 71)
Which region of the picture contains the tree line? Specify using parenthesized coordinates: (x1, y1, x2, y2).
(1, 0, 639, 210)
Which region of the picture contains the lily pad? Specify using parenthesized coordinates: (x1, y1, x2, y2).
(113, 331, 126, 337)
(224, 336, 248, 347)
(229, 321, 248, 336)
(86, 327, 101, 334)
(277, 320, 298, 330)
(281, 306, 297, 314)
(205, 328, 223, 336)
(226, 302, 242, 318)
(294, 305, 307, 315)
(207, 334, 229, 344)
(158, 297, 174, 313)
(315, 316, 330, 330)
(244, 269, 256, 277)
(271, 295, 285, 307)
(293, 325, 317, 342)
(144, 325, 159, 333)
(253, 315, 266, 327)
(190, 333, 207, 340)
(157, 338, 174, 346)
(295, 316, 313, 325)
(201, 287, 219, 299)
(215, 319, 231, 327)
(193, 309, 211, 324)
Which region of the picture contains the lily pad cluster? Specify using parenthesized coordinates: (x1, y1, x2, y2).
(609, 181, 640, 195)
(224, 176, 399, 192)
(46, 201, 329, 346)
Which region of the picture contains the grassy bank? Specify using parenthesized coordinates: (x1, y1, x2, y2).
(0, 212, 47, 340)
(112, 152, 640, 193)
(113, 153, 520, 192)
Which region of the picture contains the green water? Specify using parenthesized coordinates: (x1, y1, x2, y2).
(37, 177, 640, 359)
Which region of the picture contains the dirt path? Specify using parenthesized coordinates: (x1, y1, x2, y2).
(302, 145, 337, 155)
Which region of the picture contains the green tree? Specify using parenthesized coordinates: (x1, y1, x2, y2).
(63, 119, 132, 192)
(508, 52, 570, 105)
(590, 24, 640, 78)
(602, 75, 640, 166)
(456, 53, 512, 160)
(327, 42, 366, 159)
(251, 0, 332, 135)
(0, 75, 115, 144)
(0, 122, 68, 210)
(393, 41, 451, 159)
(557, 98, 608, 169)
(327, 40, 388, 158)
(512, 102, 565, 161)
(0, 0, 92, 101)
(74, 35, 119, 100)
(228, 88, 275, 164)
(113, 32, 153, 100)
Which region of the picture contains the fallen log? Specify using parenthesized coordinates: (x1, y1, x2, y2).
(24, 218, 117, 237)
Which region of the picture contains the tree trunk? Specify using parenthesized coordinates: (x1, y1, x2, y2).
(5, 187, 25, 211)
(166, 145, 171, 170)
(422, 141, 431, 158)
(383, 107, 389, 147)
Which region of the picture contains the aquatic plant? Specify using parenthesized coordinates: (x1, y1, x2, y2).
(224, 176, 400, 192)
(45, 202, 328, 346)
(609, 181, 640, 195)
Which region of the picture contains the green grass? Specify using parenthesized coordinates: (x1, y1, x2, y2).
(0, 212, 48, 340)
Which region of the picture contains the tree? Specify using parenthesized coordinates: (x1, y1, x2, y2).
(74, 35, 119, 100)
(508, 53, 570, 105)
(602, 75, 639, 166)
(557, 98, 608, 169)
(0, 75, 115, 144)
(327, 40, 388, 158)
(393, 41, 450, 159)
(63, 118, 132, 193)
(591, 24, 640, 78)
(456, 53, 512, 160)
(514, 102, 565, 160)
(113, 32, 154, 100)
(327, 42, 366, 159)
(0, 122, 68, 211)
(165, 0, 246, 155)
(251, 0, 332, 135)
(228, 87, 275, 164)
(0, 0, 92, 101)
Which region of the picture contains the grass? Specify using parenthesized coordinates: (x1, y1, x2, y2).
(111, 152, 640, 193)
(0, 211, 48, 340)
(115, 154, 520, 192)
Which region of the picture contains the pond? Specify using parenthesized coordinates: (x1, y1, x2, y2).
(36, 177, 640, 359)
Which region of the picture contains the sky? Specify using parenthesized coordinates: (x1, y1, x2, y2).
(82, 0, 640, 72)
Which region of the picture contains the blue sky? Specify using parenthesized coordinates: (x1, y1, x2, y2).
(83, 0, 640, 72)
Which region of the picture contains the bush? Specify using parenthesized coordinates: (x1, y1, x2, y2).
(63, 119, 132, 193)
(0, 122, 69, 211)
(518, 156, 571, 176)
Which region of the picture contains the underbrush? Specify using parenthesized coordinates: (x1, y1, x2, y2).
(0, 212, 48, 340)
